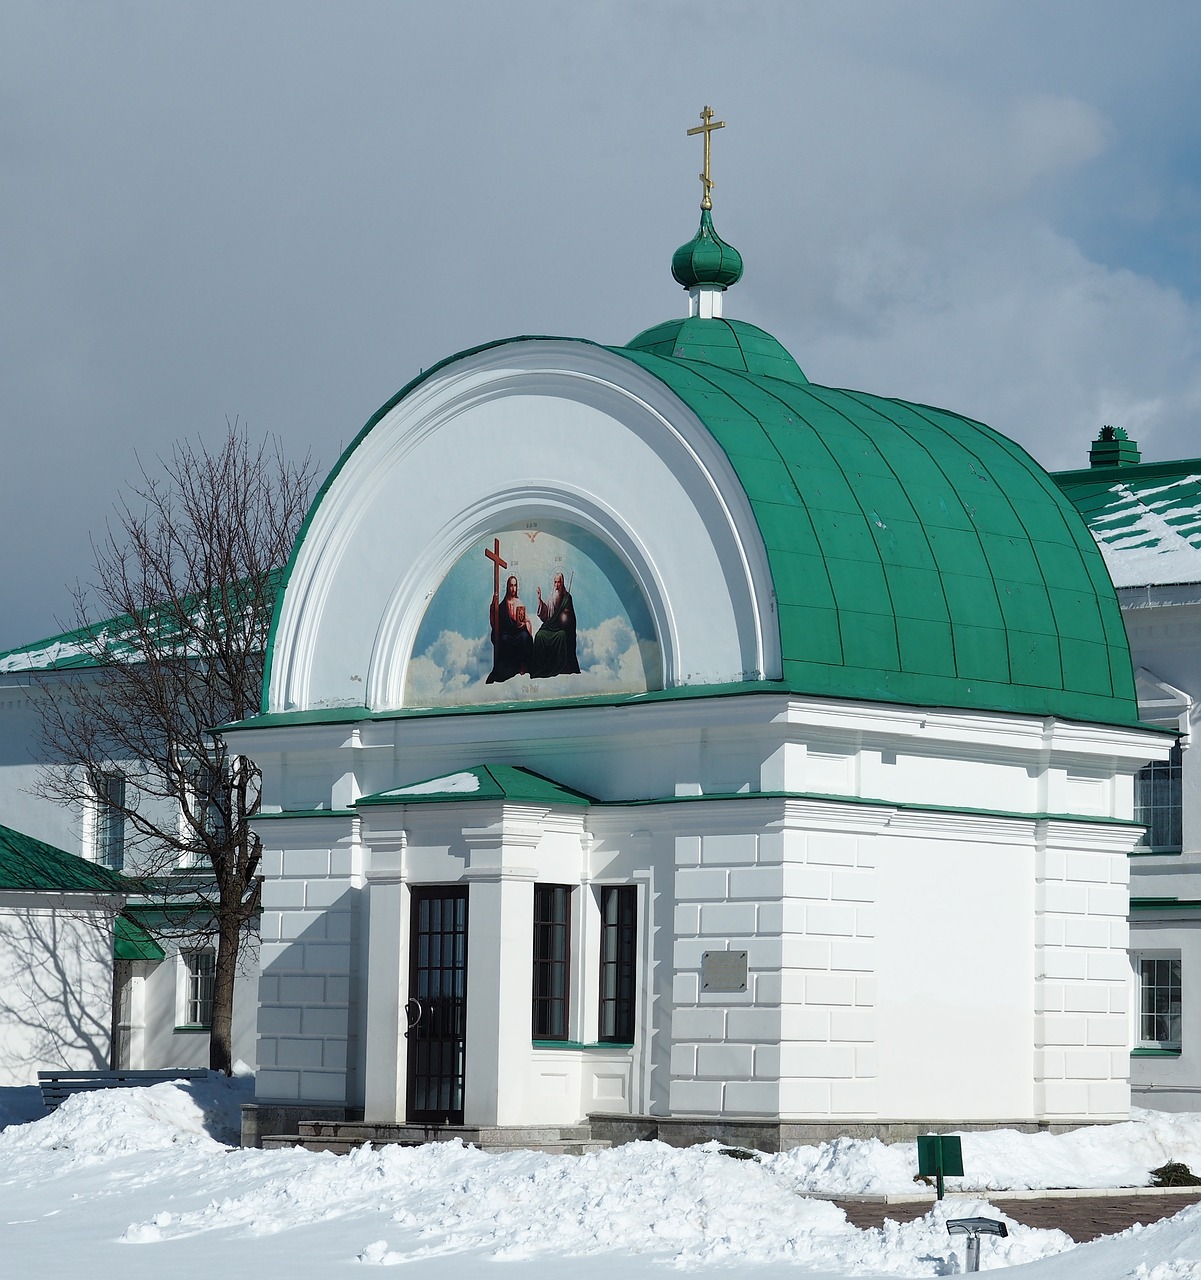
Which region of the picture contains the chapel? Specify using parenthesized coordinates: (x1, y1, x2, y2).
(229, 110, 1167, 1149)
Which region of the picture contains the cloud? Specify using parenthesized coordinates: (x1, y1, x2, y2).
(404, 617, 659, 708)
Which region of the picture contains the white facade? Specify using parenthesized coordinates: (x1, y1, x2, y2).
(0, 891, 117, 1085)
(231, 336, 1166, 1140)
(229, 692, 1155, 1130)
(0, 664, 259, 1074)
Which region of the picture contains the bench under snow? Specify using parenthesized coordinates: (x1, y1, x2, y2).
(37, 1069, 209, 1110)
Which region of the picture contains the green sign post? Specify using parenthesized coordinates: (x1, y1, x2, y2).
(917, 1134, 964, 1199)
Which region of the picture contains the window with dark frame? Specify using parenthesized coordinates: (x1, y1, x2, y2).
(599, 885, 637, 1043)
(532, 885, 572, 1040)
(183, 949, 216, 1028)
(1138, 953, 1182, 1051)
(1135, 743, 1183, 852)
(97, 773, 126, 871)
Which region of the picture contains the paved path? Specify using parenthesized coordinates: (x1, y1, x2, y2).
(832, 1192, 1201, 1243)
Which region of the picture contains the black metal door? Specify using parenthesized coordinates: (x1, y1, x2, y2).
(405, 886, 469, 1124)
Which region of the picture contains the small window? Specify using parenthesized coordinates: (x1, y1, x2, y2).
(1137, 953, 1181, 1051)
(182, 950, 216, 1028)
(180, 759, 226, 869)
(532, 885, 572, 1040)
(599, 885, 637, 1043)
(96, 774, 126, 871)
(1135, 744, 1183, 852)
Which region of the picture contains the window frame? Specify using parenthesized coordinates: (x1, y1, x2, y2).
(532, 884, 573, 1041)
(95, 772, 126, 871)
(178, 948, 216, 1030)
(1134, 742, 1183, 854)
(598, 884, 637, 1045)
(1135, 951, 1182, 1053)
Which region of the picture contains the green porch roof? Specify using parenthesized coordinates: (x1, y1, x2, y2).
(0, 823, 125, 894)
(114, 914, 166, 961)
(357, 765, 594, 808)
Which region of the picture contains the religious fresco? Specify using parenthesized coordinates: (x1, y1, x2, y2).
(404, 522, 661, 707)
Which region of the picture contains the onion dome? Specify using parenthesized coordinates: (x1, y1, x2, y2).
(671, 208, 744, 291)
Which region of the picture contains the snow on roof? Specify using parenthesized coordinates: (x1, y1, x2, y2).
(0, 572, 282, 675)
(1056, 459, 1201, 589)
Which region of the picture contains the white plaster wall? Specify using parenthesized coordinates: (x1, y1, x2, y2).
(1130, 914, 1201, 1110)
(231, 691, 1162, 1125)
(0, 894, 114, 1084)
(874, 820, 1033, 1121)
(131, 936, 260, 1070)
(268, 343, 778, 713)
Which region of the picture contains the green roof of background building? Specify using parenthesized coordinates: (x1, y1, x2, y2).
(0, 570, 283, 675)
(1054, 434, 1201, 590)
(0, 823, 125, 894)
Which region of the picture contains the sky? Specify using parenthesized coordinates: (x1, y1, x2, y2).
(3, 1, 1201, 652)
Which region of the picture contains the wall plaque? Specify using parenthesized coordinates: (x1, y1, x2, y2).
(701, 949, 748, 993)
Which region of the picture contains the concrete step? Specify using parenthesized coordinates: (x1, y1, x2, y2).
(265, 1121, 607, 1156)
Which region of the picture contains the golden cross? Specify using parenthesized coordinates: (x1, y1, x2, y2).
(687, 105, 725, 210)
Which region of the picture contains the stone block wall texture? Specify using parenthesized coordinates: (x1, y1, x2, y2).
(1034, 831, 1131, 1119)
(668, 821, 876, 1118)
(255, 833, 360, 1105)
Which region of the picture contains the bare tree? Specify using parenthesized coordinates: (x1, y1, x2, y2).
(36, 423, 317, 1073)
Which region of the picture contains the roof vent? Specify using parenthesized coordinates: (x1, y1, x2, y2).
(1090, 425, 1141, 468)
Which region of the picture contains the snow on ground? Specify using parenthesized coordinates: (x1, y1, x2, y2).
(4, 1078, 1201, 1278)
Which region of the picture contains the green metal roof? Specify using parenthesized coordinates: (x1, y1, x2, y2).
(604, 336, 1137, 725)
(0, 823, 125, 894)
(1055, 446, 1201, 590)
(626, 317, 809, 384)
(356, 765, 594, 808)
(114, 914, 165, 961)
(0, 571, 282, 675)
(264, 325, 1139, 728)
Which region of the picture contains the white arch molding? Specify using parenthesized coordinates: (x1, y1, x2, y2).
(268, 341, 781, 714)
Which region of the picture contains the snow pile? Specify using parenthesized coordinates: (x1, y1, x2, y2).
(3, 1078, 1201, 1277)
(769, 1109, 1201, 1196)
(0, 1072, 246, 1165)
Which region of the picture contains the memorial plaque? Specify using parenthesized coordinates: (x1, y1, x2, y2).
(701, 950, 748, 993)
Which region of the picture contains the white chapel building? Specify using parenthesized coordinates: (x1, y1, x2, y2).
(227, 183, 1168, 1148)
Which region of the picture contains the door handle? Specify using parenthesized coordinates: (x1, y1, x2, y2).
(403, 997, 423, 1034)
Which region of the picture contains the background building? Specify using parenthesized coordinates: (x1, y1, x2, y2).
(1057, 430, 1201, 1111)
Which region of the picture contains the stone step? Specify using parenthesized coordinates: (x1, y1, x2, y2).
(263, 1121, 608, 1156)
(261, 1132, 610, 1156)
(295, 1121, 595, 1146)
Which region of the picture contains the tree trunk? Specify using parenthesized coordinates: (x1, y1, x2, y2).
(209, 910, 242, 1074)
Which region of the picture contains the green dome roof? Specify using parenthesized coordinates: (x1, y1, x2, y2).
(671, 208, 744, 290)
(626, 317, 808, 384)
(609, 328, 1137, 726)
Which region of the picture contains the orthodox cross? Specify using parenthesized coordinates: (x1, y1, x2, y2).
(687, 104, 725, 210)
(485, 537, 507, 598)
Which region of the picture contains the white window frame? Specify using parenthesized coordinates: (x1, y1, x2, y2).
(178, 757, 226, 870)
(93, 772, 126, 871)
(1135, 951, 1182, 1052)
(177, 948, 216, 1029)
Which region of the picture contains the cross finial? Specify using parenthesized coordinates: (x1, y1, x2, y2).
(687, 105, 725, 210)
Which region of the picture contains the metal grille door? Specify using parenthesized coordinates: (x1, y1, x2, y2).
(405, 886, 469, 1123)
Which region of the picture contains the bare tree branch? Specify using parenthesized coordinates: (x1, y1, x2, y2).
(34, 421, 317, 1073)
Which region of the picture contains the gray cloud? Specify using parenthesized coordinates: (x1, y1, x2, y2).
(3, 1, 1201, 649)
